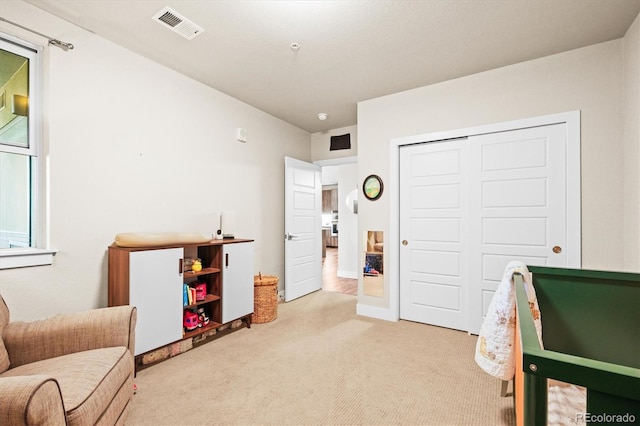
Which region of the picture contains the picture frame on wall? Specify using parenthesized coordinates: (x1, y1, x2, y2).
(363, 174, 383, 201)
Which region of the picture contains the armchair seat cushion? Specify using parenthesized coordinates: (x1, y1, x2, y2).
(1, 346, 133, 425)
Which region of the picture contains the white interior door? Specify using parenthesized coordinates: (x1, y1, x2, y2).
(467, 123, 567, 334)
(284, 157, 322, 302)
(399, 138, 468, 331)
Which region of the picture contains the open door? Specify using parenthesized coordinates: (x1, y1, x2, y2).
(284, 157, 322, 301)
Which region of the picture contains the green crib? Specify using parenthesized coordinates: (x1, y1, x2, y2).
(514, 266, 639, 425)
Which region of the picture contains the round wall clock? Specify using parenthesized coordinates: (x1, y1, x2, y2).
(363, 174, 383, 201)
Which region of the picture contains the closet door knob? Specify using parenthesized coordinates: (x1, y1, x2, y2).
(552, 246, 562, 254)
(402, 240, 408, 246)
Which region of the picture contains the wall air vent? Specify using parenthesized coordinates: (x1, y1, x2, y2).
(152, 7, 204, 40)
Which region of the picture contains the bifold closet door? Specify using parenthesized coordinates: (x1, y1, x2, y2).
(399, 123, 568, 333)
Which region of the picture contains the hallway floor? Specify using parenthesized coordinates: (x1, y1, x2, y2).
(322, 247, 357, 296)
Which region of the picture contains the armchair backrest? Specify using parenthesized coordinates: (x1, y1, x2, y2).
(0, 295, 10, 372)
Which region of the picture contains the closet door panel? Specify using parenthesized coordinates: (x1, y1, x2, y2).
(399, 122, 569, 334)
(399, 139, 468, 331)
(467, 123, 567, 334)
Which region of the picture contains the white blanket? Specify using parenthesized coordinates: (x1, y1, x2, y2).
(474, 261, 543, 381)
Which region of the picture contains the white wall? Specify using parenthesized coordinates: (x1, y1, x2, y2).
(0, 1, 310, 321)
(357, 36, 638, 313)
(311, 124, 357, 162)
(336, 163, 358, 278)
(623, 14, 640, 271)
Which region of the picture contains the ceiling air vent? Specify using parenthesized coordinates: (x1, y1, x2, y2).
(152, 6, 204, 40)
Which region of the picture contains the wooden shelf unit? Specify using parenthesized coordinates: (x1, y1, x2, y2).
(108, 238, 254, 360)
(184, 267, 222, 279)
(183, 293, 221, 309)
(183, 320, 223, 339)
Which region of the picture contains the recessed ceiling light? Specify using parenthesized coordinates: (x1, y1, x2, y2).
(290, 42, 300, 51)
(318, 113, 328, 120)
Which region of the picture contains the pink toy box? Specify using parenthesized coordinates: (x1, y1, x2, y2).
(193, 281, 207, 301)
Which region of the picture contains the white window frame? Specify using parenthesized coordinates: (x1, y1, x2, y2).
(0, 33, 55, 269)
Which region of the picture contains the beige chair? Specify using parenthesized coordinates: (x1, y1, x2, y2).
(0, 294, 136, 425)
(366, 231, 384, 253)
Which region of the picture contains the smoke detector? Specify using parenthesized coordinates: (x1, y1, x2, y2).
(152, 7, 204, 40)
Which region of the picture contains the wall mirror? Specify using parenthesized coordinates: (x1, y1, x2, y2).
(345, 188, 358, 214)
(363, 230, 383, 297)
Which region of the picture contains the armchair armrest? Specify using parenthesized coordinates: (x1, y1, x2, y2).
(3, 305, 136, 368)
(0, 375, 67, 425)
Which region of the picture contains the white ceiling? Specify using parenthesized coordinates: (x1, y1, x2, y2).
(23, 0, 640, 133)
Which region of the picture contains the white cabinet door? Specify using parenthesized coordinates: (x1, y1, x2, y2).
(222, 242, 254, 324)
(130, 248, 184, 355)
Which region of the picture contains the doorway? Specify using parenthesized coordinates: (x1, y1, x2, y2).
(319, 160, 358, 296)
(322, 247, 357, 295)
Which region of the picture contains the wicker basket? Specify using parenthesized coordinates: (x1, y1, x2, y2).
(253, 273, 278, 324)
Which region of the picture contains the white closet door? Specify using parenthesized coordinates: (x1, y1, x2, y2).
(399, 123, 569, 333)
(399, 138, 468, 331)
(467, 123, 567, 334)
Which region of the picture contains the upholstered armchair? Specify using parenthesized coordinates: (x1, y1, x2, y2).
(0, 294, 136, 425)
(366, 231, 383, 253)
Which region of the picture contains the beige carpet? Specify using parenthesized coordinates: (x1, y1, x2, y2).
(128, 291, 515, 425)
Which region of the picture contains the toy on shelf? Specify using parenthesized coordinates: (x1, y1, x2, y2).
(191, 259, 202, 272)
(183, 257, 202, 272)
(193, 281, 207, 301)
(197, 307, 210, 327)
(363, 262, 379, 276)
(183, 310, 199, 331)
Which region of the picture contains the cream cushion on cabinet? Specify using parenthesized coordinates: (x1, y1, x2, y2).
(114, 232, 211, 247)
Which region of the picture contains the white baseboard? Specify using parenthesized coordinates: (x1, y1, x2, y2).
(356, 303, 398, 322)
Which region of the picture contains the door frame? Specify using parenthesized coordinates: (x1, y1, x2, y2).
(386, 111, 581, 322)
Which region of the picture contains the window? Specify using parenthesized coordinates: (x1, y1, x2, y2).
(0, 34, 53, 268)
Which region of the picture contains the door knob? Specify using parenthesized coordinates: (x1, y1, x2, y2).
(284, 233, 298, 241)
(552, 246, 562, 254)
(402, 240, 408, 246)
